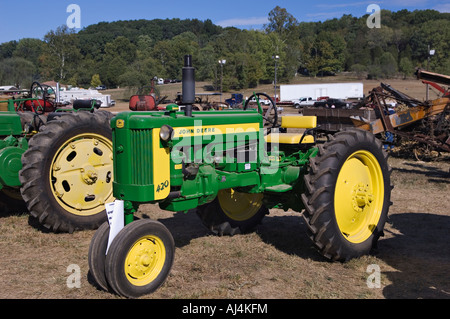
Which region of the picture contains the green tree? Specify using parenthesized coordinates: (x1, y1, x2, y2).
(410, 19, 450, 74)
(136, 35, 154, 60)
(101, 36, 137, 87)
(399, 57, 414, 79)
(102, 56, 126, 88)
(91, 74, 102, 87)
(265, 6, 298, 39)
(302, 38, 340, 77)
(196, 45, 217, 82)
(152, 40, 175, 79)
(0, 40, 18, 59)
(77, 56, 98, 87)
(40, 25, 82, 81)
(104, 36, 137, 64)
(265, 7, 299, 81)
(0, 57, 35, 88)
(13, 38, 44, 66)
(119, 57, 163, 87)
(380, 52, 397, 78)
(316, 31, 346, 73)
(350, 64, 367, 79)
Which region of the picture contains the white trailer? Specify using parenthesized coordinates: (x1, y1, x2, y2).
(57, 88, 115, 107)
(280, 82, 364, 101)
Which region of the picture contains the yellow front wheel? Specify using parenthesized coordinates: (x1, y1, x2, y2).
(302, 129, 392, 261)
(104, 219, 175, 298)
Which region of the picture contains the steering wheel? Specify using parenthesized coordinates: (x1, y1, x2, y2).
(30, 81, 54, 114)
(244, 92, 278, 129)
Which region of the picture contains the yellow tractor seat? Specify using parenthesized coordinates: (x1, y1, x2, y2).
(280, 116, 317, 129)
(265, 133, 315, 144)
(266, 116, 317, 144)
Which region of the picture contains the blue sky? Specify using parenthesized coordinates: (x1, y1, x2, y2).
(0, 0, 449, 43)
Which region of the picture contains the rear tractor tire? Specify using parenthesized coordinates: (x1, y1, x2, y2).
(196, 188, 269, 235)
(302, 129, 392, 261)
(19, 111, 115, 233)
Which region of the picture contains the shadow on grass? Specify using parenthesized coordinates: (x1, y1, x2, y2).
(145, 208, 324, 261)
(379, 212, 450, 298)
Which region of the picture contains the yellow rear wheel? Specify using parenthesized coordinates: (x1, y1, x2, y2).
(50, 132, 113, 216)
(217, 189, 264, 222)
(302, 129, 391, 261)
(334, 150, 384, 244)
(197, 188, 268, 235)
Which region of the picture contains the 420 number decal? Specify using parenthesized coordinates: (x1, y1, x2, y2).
(156, 180, 169, 193)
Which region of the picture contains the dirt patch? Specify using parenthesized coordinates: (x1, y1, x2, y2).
(0, 156, 448, 299)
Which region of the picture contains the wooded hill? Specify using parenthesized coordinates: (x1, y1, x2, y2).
(0, 7, 449, 90)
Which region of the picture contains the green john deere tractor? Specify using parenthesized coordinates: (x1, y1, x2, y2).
(0, 82, 114, 232)
(88, 55, 392, 298)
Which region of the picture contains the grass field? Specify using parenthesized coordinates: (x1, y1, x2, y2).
(0, 157, 449, 299)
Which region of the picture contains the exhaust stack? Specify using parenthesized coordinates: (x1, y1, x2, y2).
(182, 55, 195, 117)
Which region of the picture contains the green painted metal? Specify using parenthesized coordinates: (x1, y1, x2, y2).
(112, 107, 318, 215)
(0, 112, 23, 136)
(0, 101, 27, 188)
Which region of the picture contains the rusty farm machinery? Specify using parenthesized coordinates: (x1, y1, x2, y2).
(302, 70, 450, 161)
(350, 70, 450, 160)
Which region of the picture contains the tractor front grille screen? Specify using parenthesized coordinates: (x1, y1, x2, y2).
(130, 129, 153, 185)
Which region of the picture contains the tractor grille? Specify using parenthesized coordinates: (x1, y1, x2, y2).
(130, 129, 153, 185)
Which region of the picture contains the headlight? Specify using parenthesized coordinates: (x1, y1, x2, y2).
(160, 125, 173, 142)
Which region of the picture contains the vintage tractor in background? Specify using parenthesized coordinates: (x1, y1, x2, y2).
(128, 79, 167, 111)
(0, 82, 115, 233)
(88, 55, 393, 298)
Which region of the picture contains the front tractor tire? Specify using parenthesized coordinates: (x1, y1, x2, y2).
(197, 188, 269, 235)
(302, 129, 392, 261)
(104, 219, 175, 298)
(19, 111, 114, 233)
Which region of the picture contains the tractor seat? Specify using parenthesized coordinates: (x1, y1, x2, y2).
(265, 116, 317, 144)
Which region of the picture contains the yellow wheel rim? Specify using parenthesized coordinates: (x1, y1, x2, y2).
(334, 150, 384, 244)
(217, 189, 263, 222)
(125, 235, 166, 286)
(50, 133, 114, 216)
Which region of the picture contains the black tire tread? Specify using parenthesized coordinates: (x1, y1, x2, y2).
(301, 128, 393, 261)
(88, 221, 111, 292)
(19, 111, 114, 233)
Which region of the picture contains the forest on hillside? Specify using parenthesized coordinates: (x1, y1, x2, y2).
(0, 7, 449, 90)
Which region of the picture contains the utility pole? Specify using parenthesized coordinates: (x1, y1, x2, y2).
(426, 45, 435, 101)
(272, 55, 279, 106)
